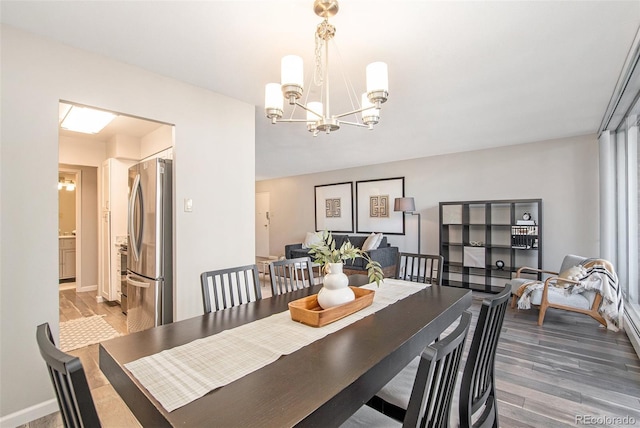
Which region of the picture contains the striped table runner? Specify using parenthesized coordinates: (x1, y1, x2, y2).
(125, 279, 428, 412)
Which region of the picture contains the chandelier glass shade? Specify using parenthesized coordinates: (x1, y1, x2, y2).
(264, 0, 388, 136)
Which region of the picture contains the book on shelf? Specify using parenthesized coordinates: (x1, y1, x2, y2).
(516, 220, 537, 225)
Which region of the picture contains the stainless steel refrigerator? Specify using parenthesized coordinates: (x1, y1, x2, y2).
(127, 158, 173, 333)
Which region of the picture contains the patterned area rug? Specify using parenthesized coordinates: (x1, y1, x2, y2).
(60, 315, 121, 351)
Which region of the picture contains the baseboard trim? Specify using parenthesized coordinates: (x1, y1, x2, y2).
(77, 284, 97, 293)
(624, 306, 640, 359)
(0, 399, 58, 428)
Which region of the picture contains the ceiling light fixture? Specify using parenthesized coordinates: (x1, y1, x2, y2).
(60, 105, 116, 134)
(264, 0, 389, 136)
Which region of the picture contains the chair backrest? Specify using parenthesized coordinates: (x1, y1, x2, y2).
(403, 311, 471, 428)
(200, 264, 262, 313)
(459, 284, 511, 428)
(396, 253, 444, 285)
(36, 323, 101, 428)
(269, 257, 315, 296)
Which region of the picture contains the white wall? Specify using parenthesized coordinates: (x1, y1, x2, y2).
(141, 124, 173, 159)
(59, 135, 107, 167)
(107, 134, 141, 160)
(0, 25, 255, 422)
(256, 134, 600, 270)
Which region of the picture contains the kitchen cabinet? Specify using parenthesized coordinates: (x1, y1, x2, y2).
(99, 158, 135, 301)
(59, 237, 76, 280)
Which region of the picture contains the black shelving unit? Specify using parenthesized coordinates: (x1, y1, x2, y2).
(439, 199, 542, 292)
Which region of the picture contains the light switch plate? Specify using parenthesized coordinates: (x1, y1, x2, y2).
(184, 198, 193, 212)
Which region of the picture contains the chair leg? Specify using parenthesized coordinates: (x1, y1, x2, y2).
(537, 302, 548, 325)
(590, 312, 607, 328)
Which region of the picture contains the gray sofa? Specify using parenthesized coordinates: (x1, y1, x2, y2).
(285, 234, 399, 277)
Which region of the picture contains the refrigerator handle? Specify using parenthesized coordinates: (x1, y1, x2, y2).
(128, 173, 142, 262)
(127, 274, 150, 289)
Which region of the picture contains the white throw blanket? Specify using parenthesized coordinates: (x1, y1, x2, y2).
(516, 280, 543, 310)
(566, 261, 622, 331)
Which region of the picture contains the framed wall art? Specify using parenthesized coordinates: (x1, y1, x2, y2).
(314, 181, 354, 233)
(356, 177, 405, 234)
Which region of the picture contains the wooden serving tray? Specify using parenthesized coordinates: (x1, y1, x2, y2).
(288, 287, 375, 327)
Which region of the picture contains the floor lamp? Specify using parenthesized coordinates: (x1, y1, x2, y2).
(394, 197, 421, 254)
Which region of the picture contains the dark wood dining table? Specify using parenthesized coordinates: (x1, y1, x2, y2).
(99, 281, 471, 427)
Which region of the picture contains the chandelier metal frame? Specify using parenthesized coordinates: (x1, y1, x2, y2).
(264, 0, 389, 136)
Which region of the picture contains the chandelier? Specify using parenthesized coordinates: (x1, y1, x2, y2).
(264, 0, 389, 136)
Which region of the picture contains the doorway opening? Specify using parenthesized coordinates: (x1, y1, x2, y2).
(58, 100, 175, 341)
(58, 168, 81, 290)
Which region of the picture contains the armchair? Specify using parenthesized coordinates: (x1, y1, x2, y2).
(509, 255, 618, 328)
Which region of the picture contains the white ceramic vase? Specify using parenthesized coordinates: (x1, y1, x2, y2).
(317, 263, 355, 309)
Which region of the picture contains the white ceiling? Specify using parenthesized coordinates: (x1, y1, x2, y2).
(2, 1, 639, 180)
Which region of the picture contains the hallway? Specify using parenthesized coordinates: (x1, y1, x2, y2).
(59, 287, 127, 335)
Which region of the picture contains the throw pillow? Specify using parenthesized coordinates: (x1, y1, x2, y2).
(373, 232, 384, 249)
(301, 232, 322, 249)
(361, 233, 379, 251)
(556, 265, 587, 287)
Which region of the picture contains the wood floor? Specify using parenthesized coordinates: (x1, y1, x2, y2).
(24, 288, 640, 427)
(19, 287, 139, 428)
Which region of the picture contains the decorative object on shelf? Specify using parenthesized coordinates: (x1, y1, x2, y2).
(469, 241, 484, 247)
(308, 231, 383, 309)
(511, 225, 539, 248)
(394, 197, 421, 253)
(314, 182, 353, 232)
(517, 212, 537, 226)
(356, 177, 405, 234)
(264, 0, 389, 136)
(495, 260, 505, 270)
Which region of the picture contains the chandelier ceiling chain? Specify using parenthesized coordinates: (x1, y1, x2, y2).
(264, 0, 389, 136)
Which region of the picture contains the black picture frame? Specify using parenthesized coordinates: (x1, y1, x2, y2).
(314, 181, 354, 233)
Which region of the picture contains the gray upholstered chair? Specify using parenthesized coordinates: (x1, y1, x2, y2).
(509, 254, 607, 326)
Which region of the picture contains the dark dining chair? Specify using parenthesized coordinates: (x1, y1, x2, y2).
(371, 285, 512, 427)
(340, 311, 471, 427)
(459, 284, 511, 428)
(396, 253, 443, 285)
(36, 322, 101, 428)
(200, 264, 262, 313)
(269, 257, 316, 296)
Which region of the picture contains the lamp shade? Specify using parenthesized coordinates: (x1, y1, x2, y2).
(394, 197, 415, 212)
(265, 83, 283, 110)
(366, 62, 389, 93)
